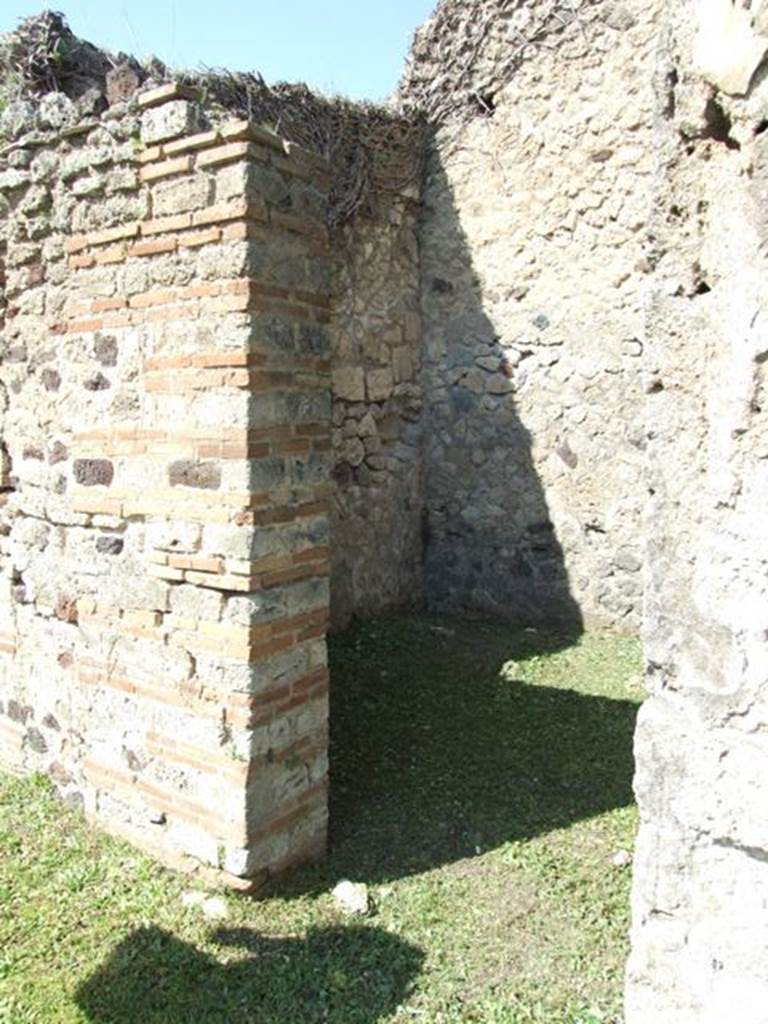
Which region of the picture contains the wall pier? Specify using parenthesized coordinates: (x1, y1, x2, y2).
(0, 86, 332, 886)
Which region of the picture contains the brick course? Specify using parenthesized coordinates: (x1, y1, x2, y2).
(0, 89, 332, 888)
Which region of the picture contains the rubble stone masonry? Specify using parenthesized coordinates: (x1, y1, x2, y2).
(0, 84, 333, 887)
(407, 1, 657, 629)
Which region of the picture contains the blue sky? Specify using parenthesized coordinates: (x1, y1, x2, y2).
(2, 1, 436, 101)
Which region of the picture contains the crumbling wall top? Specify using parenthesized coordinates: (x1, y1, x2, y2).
(397, 0, 638, 129)
(0, 11, 424, 226)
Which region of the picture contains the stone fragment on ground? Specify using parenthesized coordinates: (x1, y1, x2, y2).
(181, 890, 229, 919)
(332, 880, 370, 915)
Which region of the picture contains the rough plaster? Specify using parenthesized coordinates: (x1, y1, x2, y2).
(626, 3, 768, 1019)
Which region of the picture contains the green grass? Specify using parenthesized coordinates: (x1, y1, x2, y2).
(0, 615, 642, 1024)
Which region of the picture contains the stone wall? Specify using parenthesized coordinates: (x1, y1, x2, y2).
(329, 191, 423, 627)
(404, 1, 656, 628)
(0, 84, 333, 887)
(627, 3, 768, 1020)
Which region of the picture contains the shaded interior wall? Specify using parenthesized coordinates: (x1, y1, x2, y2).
(0, 86, 332, 887)
(627, 3, 768, 1019)
(329, 190, 423, 628)
(415, 3, 659, 628)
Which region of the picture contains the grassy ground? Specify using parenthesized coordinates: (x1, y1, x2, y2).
(0, 614, 642, 1024)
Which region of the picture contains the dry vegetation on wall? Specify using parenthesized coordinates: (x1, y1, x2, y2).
(398, 0, 631, 125)
(0, 10, 424, 226)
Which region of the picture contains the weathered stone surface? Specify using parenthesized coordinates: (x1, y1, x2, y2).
(624, 4, 768, 1021)
(331, 366, 365, 403)
(38, 92, 77, 130)
(329, 192, 423, 628)
(3, 12, 765, 1000)
(693, 0, 768, 95)
(73, 459, 114, 487)
(406, 0, 653, 629)
(106, 64, 141, 106)
(141, 100, 202, 145)
(0, 92, 332, 891)
(168, 460, 221, 490)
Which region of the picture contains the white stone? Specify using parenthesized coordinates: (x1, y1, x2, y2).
(693, 0, 768, 95)
(202, 896, 229, 921)
(332, 880, 370, 916)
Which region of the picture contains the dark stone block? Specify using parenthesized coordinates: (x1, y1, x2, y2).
(450, 386, 477, 414)
(41, 368, 61, 391)
(96, 535, 124, 555)
(168, 460, 221, 490)
(94, 335, 118, 367)
(432, 277, 454, 294)
(26, 727, 47, 753)
(64, 792, 84, 812)
(556, 441, 578, 469)
(55, 595, 78, 623)
(106, 64, 141, 105)
(7, 700, 32, 723)
(74, 458, 114, 486)
(49, 441, 69, 464)
(84, 372, 110, 391)
(49, 761, 74, 785)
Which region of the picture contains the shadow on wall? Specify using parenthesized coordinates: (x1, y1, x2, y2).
(76, 924, 423, 1024)
(419, 141, 586, 628)
(325, 619, 638, 885)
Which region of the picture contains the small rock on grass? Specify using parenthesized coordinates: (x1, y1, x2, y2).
(333, 880, 370, 916)
(181, 890, 229, 920)
(611, 849, 632, 868)
(202, 896, 229, 920)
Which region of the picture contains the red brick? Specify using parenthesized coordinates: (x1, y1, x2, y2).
(128, 237, 178, 257)
(139, 156, 193, 182)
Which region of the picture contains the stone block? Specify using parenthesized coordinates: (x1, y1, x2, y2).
(141, 100, 203, 145)
(169, 583, 224, 622)
(332, 367, 365, 402)
(168, 460, 221, 490)
(366, 368, 394, 402)
(106, 65, 142, 106)
(73, 459, 114, 487)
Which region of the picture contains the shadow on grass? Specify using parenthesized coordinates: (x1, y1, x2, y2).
(322, 618, 639, 885)
(76, 924, 423, 1024)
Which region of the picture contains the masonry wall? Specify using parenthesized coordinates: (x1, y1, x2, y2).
(627, 3, 768, 1019)
(0, 86, 332, 887)
(406, 2, 658, 628)
(329, 190, 423, 628)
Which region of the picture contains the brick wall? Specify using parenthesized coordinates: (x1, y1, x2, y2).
(0, 85, 332, 887)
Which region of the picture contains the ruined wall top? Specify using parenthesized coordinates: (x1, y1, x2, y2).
(397, 0, 636, 129)
(0, 11, 424, 226)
